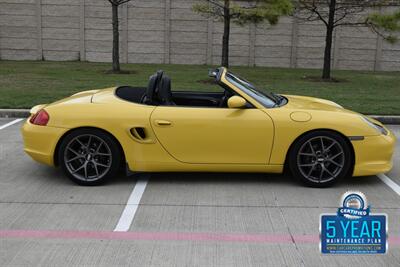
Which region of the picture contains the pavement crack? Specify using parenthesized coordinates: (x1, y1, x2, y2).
(273, 191, 306, 267)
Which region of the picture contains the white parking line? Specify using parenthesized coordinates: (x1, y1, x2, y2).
(0, 118, 24, 130)
(378, 173, 400, 196)
(114, 176, 149, 232)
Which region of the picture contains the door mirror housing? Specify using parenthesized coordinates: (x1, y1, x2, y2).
(227, 96, 247, 109)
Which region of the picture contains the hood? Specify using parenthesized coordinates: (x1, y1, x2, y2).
(283, 94, 352, 113)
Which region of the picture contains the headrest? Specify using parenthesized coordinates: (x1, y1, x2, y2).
(143, 70, 164, 105)
(158, 75, 172, 104)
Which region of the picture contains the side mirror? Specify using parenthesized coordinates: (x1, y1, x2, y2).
(227, 96, 247, 109)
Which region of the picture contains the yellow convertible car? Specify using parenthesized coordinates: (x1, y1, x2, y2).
(22, 67, 395, 187)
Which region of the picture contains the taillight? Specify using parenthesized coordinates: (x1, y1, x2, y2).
(30, 109, 49, 126)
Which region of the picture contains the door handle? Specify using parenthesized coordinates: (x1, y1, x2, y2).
(155, 120, 172, 126)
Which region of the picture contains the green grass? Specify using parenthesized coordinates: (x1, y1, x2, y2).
(0, 60, 399, 114)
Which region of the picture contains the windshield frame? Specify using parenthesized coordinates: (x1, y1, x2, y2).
(223, 71, 278, 108)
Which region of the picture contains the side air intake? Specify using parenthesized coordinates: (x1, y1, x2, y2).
(130, 127, 146, 140)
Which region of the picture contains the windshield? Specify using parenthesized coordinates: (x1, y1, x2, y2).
(225, 72, 278, 108)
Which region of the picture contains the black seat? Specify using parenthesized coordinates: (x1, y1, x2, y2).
(157, 75, 175, 106)
(141, 70, 164, 105)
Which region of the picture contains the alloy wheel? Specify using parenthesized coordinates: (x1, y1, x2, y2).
(296, 136, 345, 183)
(64, 134, 112, 182)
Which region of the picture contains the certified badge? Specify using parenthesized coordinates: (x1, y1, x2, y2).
(320, 191, 387, 254)
(338, 191, 369, 219)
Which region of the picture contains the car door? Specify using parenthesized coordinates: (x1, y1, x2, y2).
(150, 106, 274, 164)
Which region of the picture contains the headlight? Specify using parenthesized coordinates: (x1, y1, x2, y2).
(361, 116, 388, 135)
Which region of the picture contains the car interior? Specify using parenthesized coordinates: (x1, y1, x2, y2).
(115, 70, 236, 108)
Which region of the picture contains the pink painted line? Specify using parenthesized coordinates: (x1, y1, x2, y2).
(390, 236, 400, 245)
(0, 230, 295, 243)
(1, 230, 399, 245)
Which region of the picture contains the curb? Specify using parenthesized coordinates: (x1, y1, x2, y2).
(369, 115, 400, 125)
(0, 109, 30, 119)
(0, 109, 399, 125)
(0, 109, 30, 118)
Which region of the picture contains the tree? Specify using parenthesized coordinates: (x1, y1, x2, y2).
(108, 0, 131, 73)
(294, 0, 397, 80)
(368, 9, 400, 42)
(193, 0, 293, 67)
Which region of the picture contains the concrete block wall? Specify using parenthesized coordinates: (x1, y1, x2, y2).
(41, 0, 81, 61)
(128, 0, 165, 64)
(0, 0, 38, 60)
(0, 0, 399, 71)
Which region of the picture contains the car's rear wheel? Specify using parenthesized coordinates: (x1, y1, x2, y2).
(288, 131, 352, 187)
(58, 129, 121, 186)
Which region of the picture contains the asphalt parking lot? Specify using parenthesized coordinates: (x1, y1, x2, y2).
(0, 118, 399, 266)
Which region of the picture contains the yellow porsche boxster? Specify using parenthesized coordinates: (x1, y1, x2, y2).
(22, 67, 395, 187)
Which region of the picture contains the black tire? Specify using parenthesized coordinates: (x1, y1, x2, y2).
(288, 130, 352, 188)
(58, 128, 121, 186)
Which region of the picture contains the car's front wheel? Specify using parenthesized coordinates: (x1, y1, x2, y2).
(58, 129, 121, 186)
(288, 131, 352, 187)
